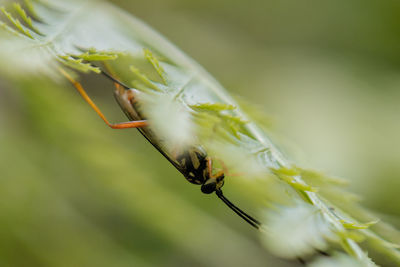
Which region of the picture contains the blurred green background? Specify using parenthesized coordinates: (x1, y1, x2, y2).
(1, 0, 400, 266)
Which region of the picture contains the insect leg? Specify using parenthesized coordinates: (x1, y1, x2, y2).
(214, 158, 245, 177)
(206, 158, 224, 179)
(59, 68, 148, 129)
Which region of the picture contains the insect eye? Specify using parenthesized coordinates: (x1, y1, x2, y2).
(201, 179, 217, 194)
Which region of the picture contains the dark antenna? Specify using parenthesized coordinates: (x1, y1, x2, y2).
(215, 190, 261, 229)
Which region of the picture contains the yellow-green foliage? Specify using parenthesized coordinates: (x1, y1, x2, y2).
(0, 6, 33, 38)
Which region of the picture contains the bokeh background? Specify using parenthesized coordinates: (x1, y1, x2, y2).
(1, 0, 400, 266)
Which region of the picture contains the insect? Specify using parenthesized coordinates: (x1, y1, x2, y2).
(60, 68, 261, 229)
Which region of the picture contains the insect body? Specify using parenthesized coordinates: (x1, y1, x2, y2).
(61, 68, 261, 229)
(176, 148, 225, 194)
(176, 148, 209, 185)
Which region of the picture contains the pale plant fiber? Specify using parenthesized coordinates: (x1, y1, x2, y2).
(261, 202, 336, 259)
(309, 253, 377, 267)
(0, 0, 399, 265)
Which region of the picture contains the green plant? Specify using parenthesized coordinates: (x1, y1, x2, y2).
(0, 0, 399, 266)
